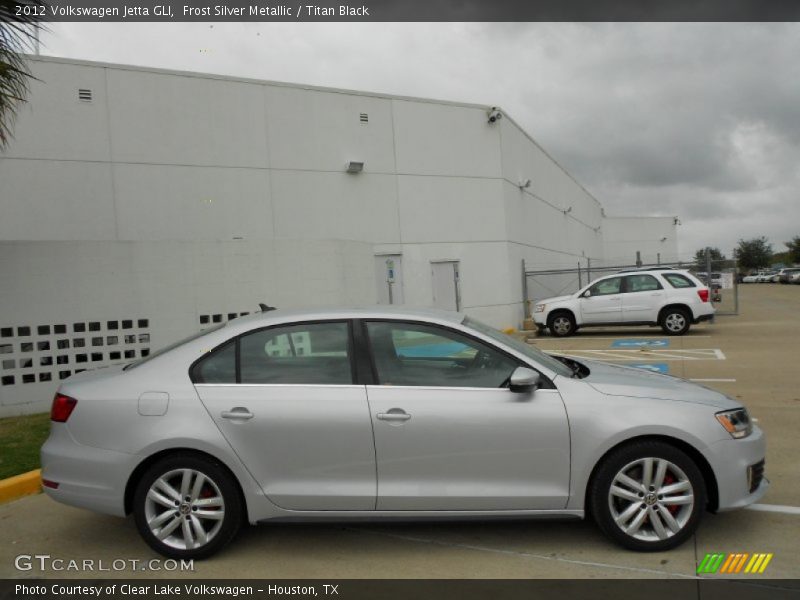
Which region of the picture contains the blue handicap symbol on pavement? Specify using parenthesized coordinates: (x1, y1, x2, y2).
(628, 363, 669, 374)
(611, 338, 669, 348)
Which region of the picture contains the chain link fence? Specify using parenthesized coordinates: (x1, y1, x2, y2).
(522, 251, 739, 321)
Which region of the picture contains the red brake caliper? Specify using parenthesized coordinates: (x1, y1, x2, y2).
(663, 473, 680, 514)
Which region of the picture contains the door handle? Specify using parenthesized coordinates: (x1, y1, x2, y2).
(377, 410, 411, 422)
(221, 407, 254, 420)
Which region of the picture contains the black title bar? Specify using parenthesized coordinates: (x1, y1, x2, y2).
(8, 0, 800, 22)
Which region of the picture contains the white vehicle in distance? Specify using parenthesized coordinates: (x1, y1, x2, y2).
(533, 268, 715, 337)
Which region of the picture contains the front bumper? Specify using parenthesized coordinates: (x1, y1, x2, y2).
(702, 425, 768, 512)
(40, 423, 137, 517)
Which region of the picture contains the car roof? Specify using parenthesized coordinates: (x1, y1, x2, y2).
(227, 305, 466, 328)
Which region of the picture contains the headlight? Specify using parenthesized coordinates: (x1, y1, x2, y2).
(534, 304, 545, 313)
(715, 408, 752, 439)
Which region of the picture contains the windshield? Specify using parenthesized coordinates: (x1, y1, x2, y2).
(463, 316, 574, 377)
(124, 323, 226, 370)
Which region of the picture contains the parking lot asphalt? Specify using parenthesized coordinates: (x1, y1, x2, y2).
(1, 284, 798, 580)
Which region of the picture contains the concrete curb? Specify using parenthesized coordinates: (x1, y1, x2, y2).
(0, 469, 42, 504)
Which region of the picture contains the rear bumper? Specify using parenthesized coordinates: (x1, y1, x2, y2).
(695, 313, 715, 324)
(40, 424, 137, 517)
(702, 426, 768, 512)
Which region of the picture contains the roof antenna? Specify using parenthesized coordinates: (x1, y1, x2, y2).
(259, 303, 276, 312)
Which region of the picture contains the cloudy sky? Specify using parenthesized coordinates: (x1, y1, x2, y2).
(39, 22, 800, 260)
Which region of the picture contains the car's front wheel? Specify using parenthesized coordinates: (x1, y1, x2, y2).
(548, 311, 576, 337)
(589, 441, 705, 552)
(133, 453, 242, 559)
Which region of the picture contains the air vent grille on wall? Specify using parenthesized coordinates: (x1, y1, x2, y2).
(199, 311, 250, 328)
(0, 318, 151, 387)
(78, 89, 92, 102)
(359, 113, 368, 123)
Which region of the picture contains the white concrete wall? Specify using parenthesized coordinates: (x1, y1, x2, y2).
(0, 239, 374, 416)
(602, 216, 680, 266)
(0, 56, 684, 414)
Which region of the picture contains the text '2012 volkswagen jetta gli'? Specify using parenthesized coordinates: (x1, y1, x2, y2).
(41, 307, 767, 559)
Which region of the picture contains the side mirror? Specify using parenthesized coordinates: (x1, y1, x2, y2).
(509, 367, 540, 393)
(582, 289, 592, 298)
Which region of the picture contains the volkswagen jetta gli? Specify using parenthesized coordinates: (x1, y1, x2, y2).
(41, 307, 767, 559)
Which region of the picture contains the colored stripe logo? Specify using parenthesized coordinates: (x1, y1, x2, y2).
(697, 553, 773, 574)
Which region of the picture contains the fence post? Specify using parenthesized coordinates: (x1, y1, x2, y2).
(521, 259, 530, 319)
(577, 262, 582, 289)
(636, 251, 642, 267)
(587, 257, 591, 283)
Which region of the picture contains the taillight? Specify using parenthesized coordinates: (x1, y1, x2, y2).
(51, 393, 77, 422)
(698, 288, 709, 302)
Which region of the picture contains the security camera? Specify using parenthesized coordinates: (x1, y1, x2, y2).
(487, 107, 502, 123)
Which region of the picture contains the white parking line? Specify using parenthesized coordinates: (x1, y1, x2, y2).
(546, 349, 726, 362)
(349, 527, 701, 579)
(747, 504, 800, 516)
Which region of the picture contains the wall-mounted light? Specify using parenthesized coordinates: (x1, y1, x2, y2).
(518, 178, 531, 189)
(673, 217, 681, 226)
(563, 206, 573, 214)
(346, 161, 364, 173)
(487, 107, 502, 123)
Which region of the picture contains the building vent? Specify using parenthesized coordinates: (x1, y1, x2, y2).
(78, 89, 92, 102)
(359, 113, 368, 123)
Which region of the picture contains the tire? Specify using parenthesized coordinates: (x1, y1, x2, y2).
(660, 307, 691, 336)
(547, 311, 576, 337)
(133, 453, 242, 560)
(589, 441, 706, 552)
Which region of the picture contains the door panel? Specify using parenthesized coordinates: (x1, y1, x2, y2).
(367, 386, 570, 510)
(196, 384, 376, 510)
(579, 276, 622, 323)
(622, 274, 665, 322)
(431, 261, 460, 311)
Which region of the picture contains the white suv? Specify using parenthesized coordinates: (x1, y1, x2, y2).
(532, 268, 715, 337)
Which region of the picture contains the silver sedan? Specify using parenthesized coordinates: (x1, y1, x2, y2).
(41, 307, 767, 559)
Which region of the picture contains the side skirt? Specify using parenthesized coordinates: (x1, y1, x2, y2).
(257, 509, 584, 524)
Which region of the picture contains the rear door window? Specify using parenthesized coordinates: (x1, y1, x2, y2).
(662, 273, 696, 288)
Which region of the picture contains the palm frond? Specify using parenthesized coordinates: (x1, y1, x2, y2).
(0, 0, 47, 149)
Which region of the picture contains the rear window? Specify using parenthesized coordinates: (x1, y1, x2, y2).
(662, 273, 696, 288)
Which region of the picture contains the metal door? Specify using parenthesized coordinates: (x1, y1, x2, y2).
(375, 255, 404, 305)
(431, 261, 460, 311)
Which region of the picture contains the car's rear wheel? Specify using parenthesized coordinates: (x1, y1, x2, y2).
(133, 454, 242, 559)
(660, 307, 691, 335)
(548, 311, 576, 337)
(590, 441, 705, 552)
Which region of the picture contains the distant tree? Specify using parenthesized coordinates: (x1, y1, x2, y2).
(0, 0, 45, 149)
(734, 237, 772, 271)
(693, 247, 726, 269)
(785, 236, 800, 265)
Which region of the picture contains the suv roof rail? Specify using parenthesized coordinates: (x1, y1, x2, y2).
(616, 266, 678, 274)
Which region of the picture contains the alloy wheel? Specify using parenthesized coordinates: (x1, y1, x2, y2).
(608, 457, 694, 542)
(144, 468, 226, 551)
(664, 313, 686, 333)
(552, 316, 572, 335)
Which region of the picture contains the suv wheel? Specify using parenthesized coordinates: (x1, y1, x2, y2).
(133, 454, 242, 559)
(548, 312, 576, 337)
(590, 441, 705, 552)
(660, 307, 690, 336)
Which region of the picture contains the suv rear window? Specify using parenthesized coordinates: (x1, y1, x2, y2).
(662, 273, 696, 288)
